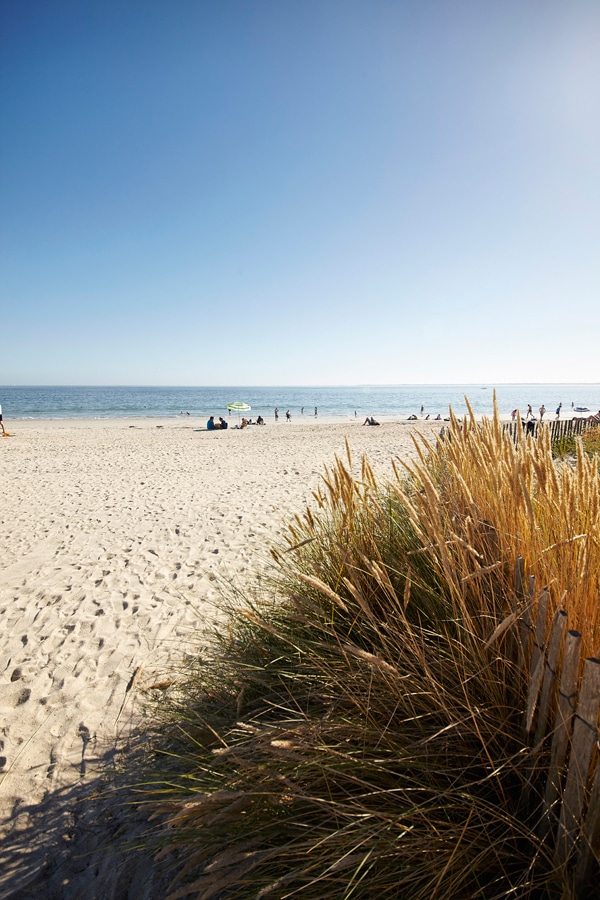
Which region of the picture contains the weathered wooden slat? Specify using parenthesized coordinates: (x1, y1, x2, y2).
(575, 754, 600, 891)
(534, 610, 568, 748)
(538, 629, 582, 840)
(555, 657, 600, 868)
(525, 590, 549, 735)
(515, 556, 525, 601)
(514, 557, 529, 668)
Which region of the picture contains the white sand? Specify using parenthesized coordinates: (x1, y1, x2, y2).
(0, 416, 442, 895)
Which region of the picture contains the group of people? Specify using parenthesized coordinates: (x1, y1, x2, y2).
(240, 416, 265, 427)
(207, 415, 265, 431)
(206, 416, 228, 430)
(515, 403, 563, 423)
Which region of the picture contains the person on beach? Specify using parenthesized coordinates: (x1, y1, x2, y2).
(274, 407, 279, 421)
(219, 417, 228, 429)
(363, 416, 380, 426)
(420, 405, 424, 415)
(539, 405, 546, 421)
(207, 416, 223, 430)
(301, 407, 304, 415)
(555, 403, 562, 419)
(526, 404, 534, 420)
(257, 415, 265, 425)
(286, 410, 291, 422)
(314, 407, 318, 417)
(0, 404, 6, 436)
(511, 409, 518, 421)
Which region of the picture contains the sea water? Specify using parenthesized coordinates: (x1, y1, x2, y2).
(1, 385, 598, 421)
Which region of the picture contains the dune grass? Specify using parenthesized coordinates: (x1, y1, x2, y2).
(553, 423, 600, 461)
(133, 400, 600, 898)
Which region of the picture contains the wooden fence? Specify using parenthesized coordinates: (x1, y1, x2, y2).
(504, 416, 598, 442)
(510, 558, 600, 892)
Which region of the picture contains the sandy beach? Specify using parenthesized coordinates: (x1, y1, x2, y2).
(0, 416, 442, 896)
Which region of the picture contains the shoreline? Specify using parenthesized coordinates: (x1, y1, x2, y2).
(3, 412, 515, 429)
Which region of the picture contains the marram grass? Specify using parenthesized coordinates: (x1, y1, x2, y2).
(131, 401, 600, 899)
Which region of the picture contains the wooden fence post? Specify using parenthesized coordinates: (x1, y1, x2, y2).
(534, 610, 568, 749)
(575, 753, 600, 891)
(538, 629, 582, 840)
(525, 590, 549, 735)
(555, 658, 600, 869)
(514, 557, 529, 668)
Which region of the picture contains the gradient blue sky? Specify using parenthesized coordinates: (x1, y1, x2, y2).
(1, 1, 599, 385)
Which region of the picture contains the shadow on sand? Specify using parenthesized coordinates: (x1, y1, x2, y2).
(0, 747, 171, 900)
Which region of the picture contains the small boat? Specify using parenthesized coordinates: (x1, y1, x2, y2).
(574, 406, 590, 413)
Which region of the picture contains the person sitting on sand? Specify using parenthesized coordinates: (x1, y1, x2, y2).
(240, 418, 249, 428)
(363, 416, 380, 426)
(435, 414, 441, 420)
(257, 415, 265, 425)
(219, 417, 228, 429)
(0, 403, 6, 436)
(407, 414, 418, 420)
(207, 416, 218, 430)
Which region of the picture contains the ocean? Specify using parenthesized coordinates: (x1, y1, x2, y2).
(1, 385, 598, 421)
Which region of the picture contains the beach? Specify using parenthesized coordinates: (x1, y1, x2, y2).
(0, 416, 442, 896)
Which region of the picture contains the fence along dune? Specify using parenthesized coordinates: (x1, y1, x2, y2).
(132, 397, 600, 898)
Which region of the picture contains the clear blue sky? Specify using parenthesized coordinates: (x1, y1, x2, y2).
(1, 0, 598, 385)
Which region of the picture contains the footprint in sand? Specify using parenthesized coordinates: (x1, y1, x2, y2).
(15, 688, 31, 706)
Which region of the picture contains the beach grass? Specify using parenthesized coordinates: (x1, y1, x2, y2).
(130, 399, 600, 898)
(552, 423, 600, 461)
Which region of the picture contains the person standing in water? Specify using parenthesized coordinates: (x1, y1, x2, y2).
(314, 407, 318, 417)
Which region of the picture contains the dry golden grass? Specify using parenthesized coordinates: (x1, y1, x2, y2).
(392, 399, 600, 656)
(129, 398, 600, 899)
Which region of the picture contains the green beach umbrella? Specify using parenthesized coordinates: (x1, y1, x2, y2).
(227, 401, 251, 419)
